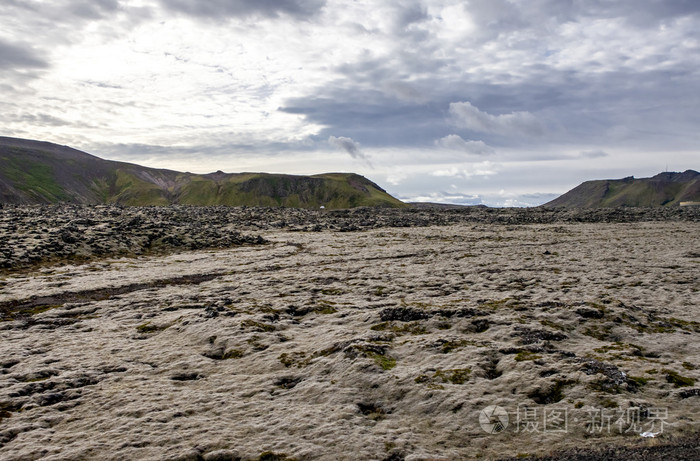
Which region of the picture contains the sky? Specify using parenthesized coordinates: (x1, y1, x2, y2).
(1, 0, 699, 206)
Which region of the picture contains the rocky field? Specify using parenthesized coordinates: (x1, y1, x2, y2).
(1, 204, 698, 273)
(0, 206, 699, 460)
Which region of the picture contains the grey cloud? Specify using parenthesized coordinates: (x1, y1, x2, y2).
(0, 0, 152, 58)
(20, 113, 72, 127)
(281, 79, 555, 150)
(449, 101, 544, 137)
(68, 0, 120, 19)
(81, 80, 125, 90)
(91, 142, 204, 159)
(396, 2, 429, 28)
(89, 138, 321, 163)
(328, 136, 359, 156)
(382, 80, 428, 104)
(567, 0, 700, 26)
(159, 0, 326, 20)
(469, 0, 700, 33)
(283, 93, 448, 148)
(459, 0, 527, 38)
(328, 136, 372, 166)
(282, 57, 700, 155)
(579, 150, 608, 159)
(1, 0, 123, 22)
(0, 39, 48, 70)
(392, 1, 431, 39)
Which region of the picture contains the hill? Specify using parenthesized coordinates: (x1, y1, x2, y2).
(544, 170, 700, 208)
(0, 137, 405, 208)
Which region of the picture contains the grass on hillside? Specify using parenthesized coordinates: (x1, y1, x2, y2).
(0, 153, 68, 202)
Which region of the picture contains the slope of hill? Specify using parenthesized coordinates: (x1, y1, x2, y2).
(544, 170, 700, 208)
(0, 137, 405, 208)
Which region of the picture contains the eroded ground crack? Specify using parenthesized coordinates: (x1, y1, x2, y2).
(0, 272, 225, 321)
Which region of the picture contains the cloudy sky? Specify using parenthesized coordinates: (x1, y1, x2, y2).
(2, 0, 699, 206)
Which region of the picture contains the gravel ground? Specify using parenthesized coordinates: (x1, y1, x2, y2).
(0, 206, 698, 460)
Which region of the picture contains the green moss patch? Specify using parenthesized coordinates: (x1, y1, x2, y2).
(136, 321, 170, 333)
(438, 339, 480, 354)
(582, 324, 616, 341)
(221, 349, 244, 360)
(415, 368, 472, 386)
(0, 401, 23, 423)
(514, 350, 542, 362)
(668, 317, 700, 333)
(242, 319, 276, 332)
(479, 297, 522, 310)
(435, 368, 472, 384)
(257, 452, 298, 461)
(279, 352, 310, 368)
(370, 321, 427, 335)
(528, 379, 574, 404)
(366, 351, 397, 370)
(663, 369, 696, 388)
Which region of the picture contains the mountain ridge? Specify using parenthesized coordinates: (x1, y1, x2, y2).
(544, 170, 700, 208)
(0, 137, 405, 209)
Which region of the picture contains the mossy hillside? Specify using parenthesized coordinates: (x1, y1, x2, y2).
(0, 141, 129, 204)
(178, 175, 291, 207)
(545, 170, 700, 208)
(0, 137, 405, 208)
(314, 173, 407, 208)
(176, 172, 405, 208)
(89, 176, 112, 203)
(110, 170, 171, 206)
(0, 152, 68, 202)
(600, 181, 686, 207)
(177, 176, 222, 206)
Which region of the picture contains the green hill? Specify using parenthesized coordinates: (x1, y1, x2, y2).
(0, 137, 405, 209)
(544, 170, 700, 208)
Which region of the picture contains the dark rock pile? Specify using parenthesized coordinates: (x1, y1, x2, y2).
(1, 204, 698, 272)
(0, 205, 266, 272)
(497, 436, 700, 461)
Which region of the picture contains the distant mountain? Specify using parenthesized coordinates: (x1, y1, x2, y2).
(0, 137, 405, 208)
(544, 170, 700, 208)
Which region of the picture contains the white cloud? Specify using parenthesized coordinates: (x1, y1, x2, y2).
(385, 169, 408, 186)
(449, 101, 544, 137)
(431, 161, 498, 179)
(406, 192, 483, 205)
(435, 135, 494, 155)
